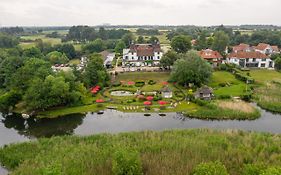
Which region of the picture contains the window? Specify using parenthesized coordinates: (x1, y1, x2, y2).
(253, 58, 256, 62)
(260, 63, 266, 68)
(262, 58, 266, 62)
(158, 56, 160, 60)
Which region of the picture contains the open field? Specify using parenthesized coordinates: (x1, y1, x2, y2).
(1, 129, 281, 175)
(249, 69, 281, 84)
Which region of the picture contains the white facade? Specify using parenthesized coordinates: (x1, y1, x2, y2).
(226, 57, 274, 68)
(255, 45, 274, 55)
(122, 44, 163, 67)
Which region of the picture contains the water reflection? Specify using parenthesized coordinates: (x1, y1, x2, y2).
(1, 113, 85, 138)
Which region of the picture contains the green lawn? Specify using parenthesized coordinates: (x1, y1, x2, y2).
(115, 72, 170, 83)
(209, 71, 247, 97)
(249, 70, 281, 84)
(1, 129, 281, 175)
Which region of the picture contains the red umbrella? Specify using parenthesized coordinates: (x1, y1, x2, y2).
(143, 101, 152, 105)
(146, 96, 154, 101)
(158, 101, 168, 105)
(96, 99, 105, 103)
(127, 81, 135, 85)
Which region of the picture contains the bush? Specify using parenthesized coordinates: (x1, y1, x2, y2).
(217, 95, 231, 100)
(193, 99, 208, 106)
(192, 161, 229, 175)
(148, 80, 156, 85)
(112, 149, 143, 175)
(113, 81, 121, 87)
(242, 164, 266, 175)
(241, 93, 252, 102)
(218, 83, 227, 87)
(135, 81, 145, 87)
(262, 167, 281, 175)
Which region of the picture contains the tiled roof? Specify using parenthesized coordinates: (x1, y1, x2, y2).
(255, 43, 271, 51)
(199, 49, 223, 59)
(228, 51, 269, 59)
(232, 43, 250, 52)
(272, 46, 279, 52)
(129, 43, 161, 57)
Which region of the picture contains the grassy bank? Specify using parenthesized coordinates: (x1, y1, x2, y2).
(188, 101, 260, 120)
(1, 129, 281, 175)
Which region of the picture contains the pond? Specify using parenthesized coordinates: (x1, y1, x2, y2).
(110, 90, 135, 96)
(1, 105, 281, 174)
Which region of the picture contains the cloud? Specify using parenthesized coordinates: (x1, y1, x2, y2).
(0, 0, 280, 26)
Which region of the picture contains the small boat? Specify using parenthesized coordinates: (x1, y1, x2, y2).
(97, 110, 104, 115)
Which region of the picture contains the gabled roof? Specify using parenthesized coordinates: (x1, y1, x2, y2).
(255, 43, 271, 51)
(232, 43, 251, 52)
(197, 86, 213, 94)
(272, 46, 279, 52)
(129, 43, 162, 57)
(228, 51, 269, 59)
(198, 49, 223, 60)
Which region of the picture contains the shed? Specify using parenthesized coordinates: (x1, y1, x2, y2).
(161, 86, 173, 99)
(195, 86, 214, 100)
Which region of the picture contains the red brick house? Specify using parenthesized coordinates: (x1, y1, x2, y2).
(198, 49, 223, 67)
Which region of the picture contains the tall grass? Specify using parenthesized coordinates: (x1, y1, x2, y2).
(1, 129, 281, 175)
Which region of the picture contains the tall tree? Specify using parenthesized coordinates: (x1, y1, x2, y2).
(212, 31, 230, 54)
(83, 54, 109, 87)
(275, 57, 281, 71)
(46, 51, 69, 64)
(82, 39, 106, 54)
(160, 51, 178, 69)
(137, 36, 145, 44)
(115, 40, 126, 54)
(122, 33, 135, 47)
(171, 35, 191, 53)
(170, 51, 212, 86)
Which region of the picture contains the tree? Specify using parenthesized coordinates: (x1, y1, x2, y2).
(22, 47, 44, 59)
(212, 31, 230, 54)
(122, 33, 135, 47)
(160, 51, 178, 69)
(148, 36, 159, 44)
(137, 36, 145, 44)
(115, 40, 126, 54)
(9, 58, 52, 91)
(171, 35, 191, 53)
(195, 31, 208, 50)
(275, 57, 281, 71)
(192, 161, 229, 175)
(0, 32, 19, 48)
(55, 44, 76, 59)
(83, 53, 109, 87)
(82, 39, 106, 54)
(24, 75, 70, 110)
(170, 51, 212, 86)
(206, 37, 214, 49)
(46, 51, 69, 64)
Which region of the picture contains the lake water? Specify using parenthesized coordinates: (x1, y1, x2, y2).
(1, 105, 281, 174)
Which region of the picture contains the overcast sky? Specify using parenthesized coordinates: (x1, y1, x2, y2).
(0, 0, 280, 26)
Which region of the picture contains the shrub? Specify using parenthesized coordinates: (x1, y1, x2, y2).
(262, 167, 281, 175)
(192, 161, 229, 175)
(193, 99, 208, 106)
(242, 164, 266, 175)
(127, 100, 133, 104)
(217, 95, 231, 100)
(218, 83, 227, 87)
(241, 93, 252, 102)
(112, 149, 143, 175)
(135, 81, 145, 87)
(113, 81, 121, 87)
(148, 80, 156, 85)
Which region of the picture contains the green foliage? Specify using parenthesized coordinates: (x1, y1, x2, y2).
(82, 39, 106, 54)
(0, 32, 19, 48)
(115, 40, 126, 54)
(192, 161, 229, 175)
(22, 47, 44, 59)
(46, 51, 69, 64)
(0, 90, 21, 111)
(148, 80, 156, 85)
(212, 31, 230, 54)
(160, 51, 178, 69)
(122, 33, 135, 47)
(135, 81, 145, 87)
(170, 51, 212, 86)
(137, 36, 145, 44)
(83, 53, 109, 88)
(275, 57, 281, 71)
(112, 148, 143, 175)
(171, 35, 191, 53)
(1, 130, 281, 175)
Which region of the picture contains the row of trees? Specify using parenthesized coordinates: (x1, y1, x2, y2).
(65, 26, 130, 42)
